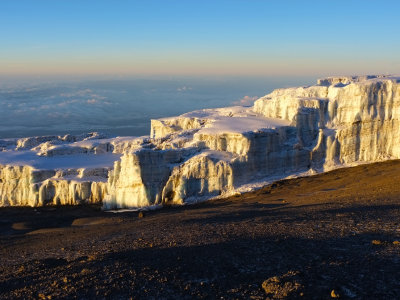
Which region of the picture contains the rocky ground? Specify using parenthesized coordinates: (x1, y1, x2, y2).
(1, 160, 400, 299)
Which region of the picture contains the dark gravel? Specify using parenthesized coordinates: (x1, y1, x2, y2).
(1, 160, 400, 299)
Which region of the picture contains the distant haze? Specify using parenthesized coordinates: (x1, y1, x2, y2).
(1, 1, 398, 138)
(0, 76, 315, 138)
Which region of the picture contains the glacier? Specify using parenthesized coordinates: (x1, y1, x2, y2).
(1, 75, 400, 209)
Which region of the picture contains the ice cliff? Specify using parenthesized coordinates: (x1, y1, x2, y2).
(1, 75, 400, 208)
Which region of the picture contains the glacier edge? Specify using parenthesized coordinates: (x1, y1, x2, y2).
(1, 75, 400, 208)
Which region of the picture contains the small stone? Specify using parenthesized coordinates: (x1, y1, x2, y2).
(331, 289, 340, 298)
(38, 293, 46, 300)
(372, 240, 382, 245)
(81, 268, 90, 275)
(393, 240, 400, 245)
(87, 255, 96, 261)
(262, 271, 303, 298)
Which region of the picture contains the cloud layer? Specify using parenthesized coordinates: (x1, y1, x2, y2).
(0, 76, 314, 138)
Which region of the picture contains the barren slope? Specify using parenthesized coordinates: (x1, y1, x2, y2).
(1, 160, 400, 299)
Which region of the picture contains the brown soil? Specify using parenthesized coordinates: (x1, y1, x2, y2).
(1, 160, 400, 299)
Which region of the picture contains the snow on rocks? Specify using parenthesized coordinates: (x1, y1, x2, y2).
(1, 75, 400, 208)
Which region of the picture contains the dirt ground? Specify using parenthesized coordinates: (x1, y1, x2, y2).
(1, 160, 400, 299)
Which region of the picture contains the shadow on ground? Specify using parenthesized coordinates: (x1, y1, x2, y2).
(1, 232, 399, 299)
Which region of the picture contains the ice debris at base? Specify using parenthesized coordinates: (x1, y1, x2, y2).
(1, 75, 400, 209)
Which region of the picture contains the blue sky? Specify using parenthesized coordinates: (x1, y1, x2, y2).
(1, 0, 399, 76)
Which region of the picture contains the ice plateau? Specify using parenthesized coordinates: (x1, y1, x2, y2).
(1, 75, 400, 209)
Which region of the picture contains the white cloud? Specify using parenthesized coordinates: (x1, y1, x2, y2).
(177, 86, 192, 92)
(233, 95, 258, 106)
(59, 89, 93, 98)
(58, 99, 79, 107)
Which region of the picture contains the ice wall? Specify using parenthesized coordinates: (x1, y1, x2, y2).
(0, 165, 108, 206)
(253, 75, 400, 167)
(1, 75, 400, 208)
(0, 133, 132, 206)
(105, 75, 400, 208)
